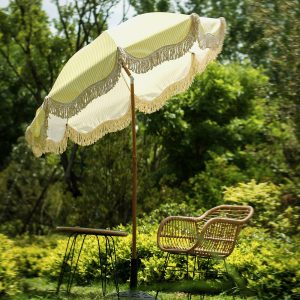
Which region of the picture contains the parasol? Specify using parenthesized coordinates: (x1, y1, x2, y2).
(25, 12, 226, 288)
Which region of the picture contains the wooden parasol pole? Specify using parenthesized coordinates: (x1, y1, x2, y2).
(122, 63, 138, 289)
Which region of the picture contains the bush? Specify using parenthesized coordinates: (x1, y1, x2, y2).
(139, 227, 300, 298)
(227, 227, 300, 298)
(223, 180, 281, 228)
(223, 180, 300, 235)
(0, 201, 299, 298)
(0, 234, 19, 296)
(187, 152, 248, 208)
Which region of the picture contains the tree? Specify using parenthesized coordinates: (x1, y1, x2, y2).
(143, 63, 270, 181)
(0, 1, 54, 166)
(184, 0, 300, 137)
(0, 138, 63, 234)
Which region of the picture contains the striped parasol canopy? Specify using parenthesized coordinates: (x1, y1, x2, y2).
(26, 12, 226, 156)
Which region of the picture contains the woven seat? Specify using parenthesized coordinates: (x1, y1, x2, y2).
(157, 205, 253, 258)
(155, 205, 253, 298)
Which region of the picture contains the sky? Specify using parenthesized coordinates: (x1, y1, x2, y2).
(0, 0, 135, 29)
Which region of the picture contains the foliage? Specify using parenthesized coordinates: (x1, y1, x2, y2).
(1, 221, 299, 298)
(0, 0, 298, 238)
(184, 0, 300, 98)
(184, 0, 300, 170)
(139, 202, 202, 232)
(144, 62, 271, 181)
(186, 152, 247, 209)
(227, 228, 300, 298)
(0, 234, 19, 296)
(224, 180, 281, 227)
(0, 0, 52, 166)
(69, 129, 133, 228)
(224, 180, 300, 235)
(0, 138, 66, 235)
(0, 0, 123, 197)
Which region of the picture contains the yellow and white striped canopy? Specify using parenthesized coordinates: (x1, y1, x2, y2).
(26, 12, 226, 156)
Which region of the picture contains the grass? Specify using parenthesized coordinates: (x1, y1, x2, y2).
(2, 277, 258, 300)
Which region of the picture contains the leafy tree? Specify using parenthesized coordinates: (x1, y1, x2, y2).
(144, 63, 269, 180)
(0, 0, 298, 236)
(0, 1, 54, 166)
(184, 0, 300, 158)
(0, 138, 64, 235)
(182, 0, 261, 61)
(71, 130, 133, 228)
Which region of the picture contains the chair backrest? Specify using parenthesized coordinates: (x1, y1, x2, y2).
(199, 205, 253, 222)
(192, 205, 253, 258)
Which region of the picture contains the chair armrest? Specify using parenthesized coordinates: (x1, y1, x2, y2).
(190, 217, 243, 256)
(157, 216, 199, 253)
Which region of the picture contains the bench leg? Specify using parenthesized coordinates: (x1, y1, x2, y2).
(107, 236, 119, 298)
(66, 234, 87, 293)
(95, 235, 107, 297)
(56, 233, 77, 294)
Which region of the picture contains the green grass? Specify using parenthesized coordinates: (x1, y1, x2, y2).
(3, 277, 258, 300)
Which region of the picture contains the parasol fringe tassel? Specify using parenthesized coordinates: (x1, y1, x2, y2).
(66, 111, 132, 146)
(45, 57, 122, 119)
(25, 127, 68, 157)
(44, 14, 225, 119)
(136, 19, 226, 114)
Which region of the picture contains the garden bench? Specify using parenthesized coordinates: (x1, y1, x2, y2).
(56, 226, 128, 298)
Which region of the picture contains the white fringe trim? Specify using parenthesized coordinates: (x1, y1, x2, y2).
(44, 14, 224, 119)
(45, 50, 122, 119)
(66, 111, 132, 146)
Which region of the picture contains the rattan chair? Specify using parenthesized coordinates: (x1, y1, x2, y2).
(156, 205, 254, 298)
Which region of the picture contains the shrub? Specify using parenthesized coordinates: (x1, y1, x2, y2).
(0, 200, 299, 298)
(139, 202, 202, 233)
(227, 227, 300, 298)
(223, 180, 281, 228)
(223, 180, 300, 235)
(0, 234, 19, 296)
(187, 152, 248, 208)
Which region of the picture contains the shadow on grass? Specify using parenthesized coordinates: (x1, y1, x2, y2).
(140, 276, 256, 298)
(6, 278, 115, 300)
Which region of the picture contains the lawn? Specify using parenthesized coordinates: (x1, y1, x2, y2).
(5, 277, 256, 300)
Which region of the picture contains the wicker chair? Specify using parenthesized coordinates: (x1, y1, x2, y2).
(156, 205, 254, 297)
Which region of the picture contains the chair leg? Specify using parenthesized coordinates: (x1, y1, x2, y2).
(66, 234, 78, 292)
(56, 233, 77, 294)
(186, 254, 189, 279)
(155, 252, 170, 300)
(192, 255, 197, 279)
(195, 257, 206, 300)
(204, 258, 211, 279)
(223, 258, 229, 274)
(223, 259, 238, 299)
(101, 237, 109, 296)
(186, 254, 192, 300)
